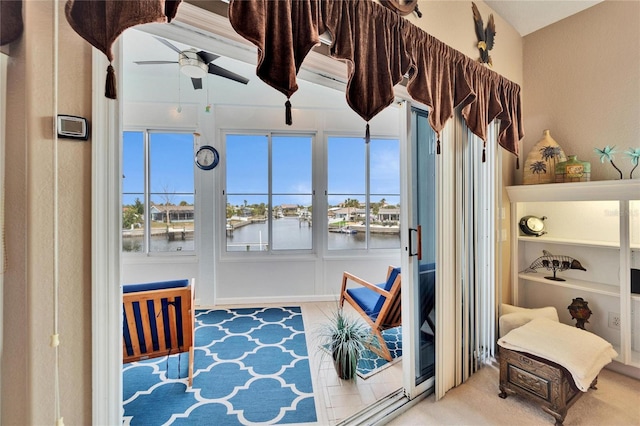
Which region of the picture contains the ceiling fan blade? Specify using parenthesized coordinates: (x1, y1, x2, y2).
(191, 78, 203, 90)
(153, 36, 183, 54)
(207, 64, 250, 85)
(134, 61, 179, 65)
(196, 50, 219, 64)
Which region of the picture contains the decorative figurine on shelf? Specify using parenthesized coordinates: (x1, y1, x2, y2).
(555, 155, 591, 183)
(523, 250, 587, 281)
(594, 146, 623, 179)
(523, 130, 567, 185)
(625, 147, 640, 179)
(568, 297, 592, 329)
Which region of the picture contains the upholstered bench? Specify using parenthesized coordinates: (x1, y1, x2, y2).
(497, 307, 617, 425)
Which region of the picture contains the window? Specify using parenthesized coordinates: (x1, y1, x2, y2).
(122, 131, 195, 253)
(225, 133, 313, 252)
(327, 137, 400, 250)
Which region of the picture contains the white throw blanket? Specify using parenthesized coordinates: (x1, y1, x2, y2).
(498, 317, 618, 392)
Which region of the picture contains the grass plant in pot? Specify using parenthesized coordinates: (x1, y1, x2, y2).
(317, 306, 377, 381)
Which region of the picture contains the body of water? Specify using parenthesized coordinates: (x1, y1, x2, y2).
(227, 217, 400, 251)
(123, 218, 400, 252)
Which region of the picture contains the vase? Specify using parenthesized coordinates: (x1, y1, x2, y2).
(555, 155, 591, 183)
(567, 297, 592, 329)
(523, 130, 567, 185)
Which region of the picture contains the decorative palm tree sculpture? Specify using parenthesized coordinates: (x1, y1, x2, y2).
(625, 147, 640, 179)
(594, 146, 623, 179)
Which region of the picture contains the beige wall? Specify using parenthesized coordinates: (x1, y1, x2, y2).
(522, 0, 640, 183)
(2, 1, 522, 423)
(2, 1, 92, 425)
(406, 1, 523, 86)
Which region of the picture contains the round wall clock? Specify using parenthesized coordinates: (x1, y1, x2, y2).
(519, 215, 547, 237)
(195, 145, 219, 170)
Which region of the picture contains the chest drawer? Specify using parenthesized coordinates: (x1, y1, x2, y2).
(507, 363, 550, 400)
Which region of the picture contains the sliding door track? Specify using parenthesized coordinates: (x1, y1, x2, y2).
(336, 387, 431, 426)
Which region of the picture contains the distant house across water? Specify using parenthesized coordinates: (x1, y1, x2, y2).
(378, 207, 400, 222)
(150, 205, 194, 223)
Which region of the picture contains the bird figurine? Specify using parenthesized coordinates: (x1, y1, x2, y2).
(471, 2, 496, 67)
(523, 250, 587, 281)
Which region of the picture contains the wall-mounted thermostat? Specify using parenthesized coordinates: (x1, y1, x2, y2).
(57, 115, 89, 140)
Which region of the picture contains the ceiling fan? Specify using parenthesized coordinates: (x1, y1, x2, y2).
(134, 36, 249, 90)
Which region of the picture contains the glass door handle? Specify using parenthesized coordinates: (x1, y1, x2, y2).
(408, 226, 422, 260)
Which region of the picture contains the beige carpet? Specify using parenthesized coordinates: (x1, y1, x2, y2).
(387, 362, 640, 425)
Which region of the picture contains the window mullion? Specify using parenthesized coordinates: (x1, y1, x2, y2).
(268, 133, 273, 252)
(365, 139, 371, 249)
(144, 130, 150, 254)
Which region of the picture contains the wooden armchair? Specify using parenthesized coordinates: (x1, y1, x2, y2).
(122, 278, 195, 387)
(339, 266, 401, 361)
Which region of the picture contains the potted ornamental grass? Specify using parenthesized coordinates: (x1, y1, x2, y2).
(317, 306, 377, 380)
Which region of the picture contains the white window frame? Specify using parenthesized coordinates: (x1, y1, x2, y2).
(325, 134, 402, 252)
(221, 131, 317, 256)
(121, 128, 197, 256)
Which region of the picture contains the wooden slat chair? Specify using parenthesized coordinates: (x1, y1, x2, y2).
(339, 266, 401, 361)
(122, 278, 195, 387)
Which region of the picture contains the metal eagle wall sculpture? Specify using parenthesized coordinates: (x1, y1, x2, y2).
(471, 2, 496, 67)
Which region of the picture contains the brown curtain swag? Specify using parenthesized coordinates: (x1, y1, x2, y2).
(64, 0, 182, 99)
(230, 0, 523, 164)
(0, 0, 24, 46)
(60, 0, 523, 163)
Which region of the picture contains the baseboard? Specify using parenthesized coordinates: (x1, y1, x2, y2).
(605, 359, 640, 380)
(198, 294, 339, 308)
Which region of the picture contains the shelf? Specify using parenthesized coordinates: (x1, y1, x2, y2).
(519, 272, 619, 297)
(507, 180, 640, 203)
(511, 180, 639, 371)
(518, 235, 619, 249)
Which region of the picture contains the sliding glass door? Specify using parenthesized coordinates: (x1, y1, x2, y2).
(411, 109, 437, 386)
(401, 105, 437, 398)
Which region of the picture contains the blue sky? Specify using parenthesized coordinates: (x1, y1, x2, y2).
(122, 131, 195, 206)
(123, 132, 399, 208)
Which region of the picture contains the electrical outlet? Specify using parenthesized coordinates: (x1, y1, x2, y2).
(608, 312, 621, 330)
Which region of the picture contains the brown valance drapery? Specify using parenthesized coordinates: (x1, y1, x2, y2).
(0, 0, 23, 46)
(229, 0, 523, 163)
(65, 0, 182, 99)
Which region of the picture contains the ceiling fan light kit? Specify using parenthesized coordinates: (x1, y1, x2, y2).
(134, 36, 250, 90)
(179, 51, 209, 78)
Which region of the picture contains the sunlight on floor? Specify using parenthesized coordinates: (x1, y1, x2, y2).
(299, 301, 403, 425)
(211, 301, 404, 425)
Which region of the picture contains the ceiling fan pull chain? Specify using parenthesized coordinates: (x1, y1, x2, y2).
(105, 63, 117, 99)
(285, 99, 292, 125)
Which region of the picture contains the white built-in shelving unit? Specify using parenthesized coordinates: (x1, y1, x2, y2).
(507, 180, 640, 369)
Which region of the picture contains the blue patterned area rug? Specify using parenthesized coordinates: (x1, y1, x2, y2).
(356, 326, 402, 379)
(122, 307, 317, 425)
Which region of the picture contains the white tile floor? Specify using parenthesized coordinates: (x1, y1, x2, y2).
(298, 301, 404, 425)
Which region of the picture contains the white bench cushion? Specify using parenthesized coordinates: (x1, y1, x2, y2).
(499, 304, 559, 337)
(498, 317, 618, 392)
